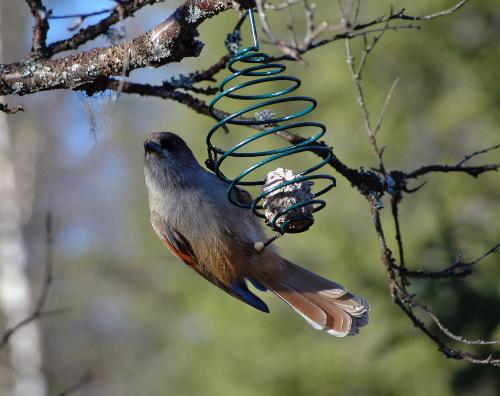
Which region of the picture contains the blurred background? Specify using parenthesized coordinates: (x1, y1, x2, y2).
(1, 0, 499, 395)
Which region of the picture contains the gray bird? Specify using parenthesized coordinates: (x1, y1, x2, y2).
(144, 132, 370, 336)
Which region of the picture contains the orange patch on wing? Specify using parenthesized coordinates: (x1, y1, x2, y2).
(160, 236, 197, 267)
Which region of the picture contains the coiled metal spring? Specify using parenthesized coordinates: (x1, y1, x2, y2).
(206, 9, 335, 235)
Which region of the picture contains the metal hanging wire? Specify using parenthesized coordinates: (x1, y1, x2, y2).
(206, 8, 336, 235)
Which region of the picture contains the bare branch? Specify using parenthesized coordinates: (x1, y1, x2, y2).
(407, 162, 500, 179)
(456, 143, 500, 166)
(416, 302, 498, 345)
(344, 32, 387, 173)
(46, 0, 164, 57)
(0, 102, 24, 114)
(393, 284, 500, 367)
(49, 8, 113, 20)
(49, 8, 115, 32)
(302, 0, 317, 46)
(370, 205, 399, 299)
(285, 2, 299, 50)
(83, 74, 391, 197)
(400, 243, 500, 280)
(333, 0, 500, 367)
(85, 78, 216, 118)
(399, 0, 470, 22)
(372, 205, 500, 366)
(1, 211, 55, 350)
(373, 78, 399, 136)
(353, 1, 470, 31)
(263, 0, 301, 11)
(263, 0, 468, 62)
(25, 0, 50, 56)
(390, 198, 409, 292)
(191, 54, 232, 83)
(0, 0, 235, 96)
(407, 143, 500, 179)
(256, 0, 304, 59)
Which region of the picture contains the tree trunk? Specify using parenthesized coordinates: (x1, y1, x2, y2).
(0, 5, 47, 396)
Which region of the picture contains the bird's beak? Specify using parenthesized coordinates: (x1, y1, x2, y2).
(144, 140, 162, 155)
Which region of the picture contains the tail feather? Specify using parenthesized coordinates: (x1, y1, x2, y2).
(265, 260, 370, 337)
(271, 283, 327, 330)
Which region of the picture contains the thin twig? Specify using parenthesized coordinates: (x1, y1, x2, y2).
(263, 0, 301, 11)
(408, 142, 500, 179)
(264, 1, 468, 62)
(45, 0, 163, 57)
(0, 103, 24, 114)
(374, 220, 500, 366)
(400, 243, 500, 280)
(400, 0, 470, 21)
(0, 0, 234, 96)
(49, 8, 113, 20)
(407, 162, 500, 179)
(353, 0, 470, 31)
(302, 0, 315, 46)
(373, 78, 399, 136)
(285, 2, 299, 49)
(50, 8, 115, 32)
(0, 210, 55, 349)
(390, 198, 408, 291)
(25, 0, 49, 56)
(456, 143, 500, 166)
(416, 302, 499, 345)
(344, 35, 386, 173)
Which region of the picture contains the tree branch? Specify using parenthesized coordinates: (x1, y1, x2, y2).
(407, 144, 500, 179)
(0, 0, 236, 96)
(0, 102, 24, 114)
(352, 1, 470, 31)
(259, 0, 469, 62)
(372, 205, 500, 367)
(25, 0, 50, 57)
(82, 75, 389, 197)
(399, 243, 500, 280)
(45, 0, 164, 57)
(0, 211, 56, 350)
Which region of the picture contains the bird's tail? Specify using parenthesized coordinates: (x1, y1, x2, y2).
(264, 260, 370, 337)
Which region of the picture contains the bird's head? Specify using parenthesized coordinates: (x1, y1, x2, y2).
(144, 132, 198, 166)
(144, 132, 200, 187)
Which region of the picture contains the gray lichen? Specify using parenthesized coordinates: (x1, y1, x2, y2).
(187, 4, 202, 24)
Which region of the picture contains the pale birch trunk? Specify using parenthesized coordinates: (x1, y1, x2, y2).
(0, 5, 47, 396)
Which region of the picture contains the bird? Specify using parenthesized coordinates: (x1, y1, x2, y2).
(143, 131, 369, 336)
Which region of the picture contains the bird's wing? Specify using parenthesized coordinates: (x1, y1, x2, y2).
(232, 185, 253, 206)
(151, 213, 269, 313)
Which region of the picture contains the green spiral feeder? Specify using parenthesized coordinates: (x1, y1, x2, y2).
(206, 8, 335, 237)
